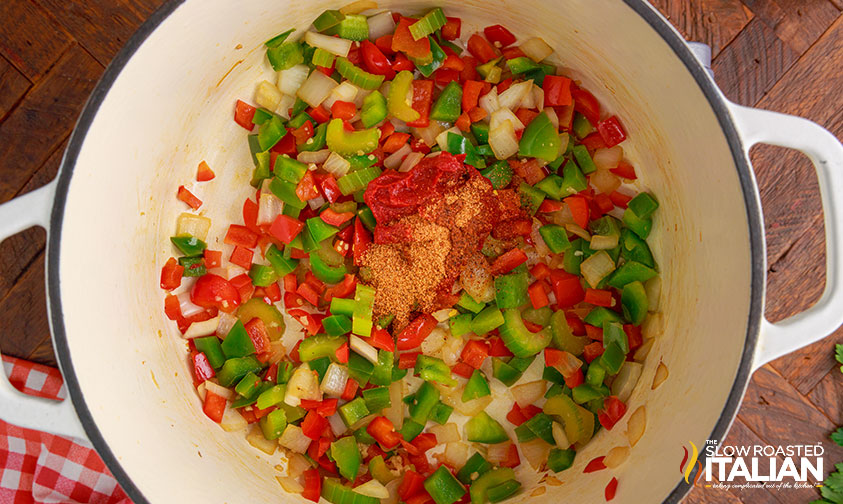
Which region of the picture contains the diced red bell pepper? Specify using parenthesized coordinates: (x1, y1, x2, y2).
(585, 324, 603, 341)
(383, 132, 411, 153)
(605, 477, 619, 501)
(460, 340, 490, 369)
(433, 68, 460, 87)
(297, 282, 321, 306)
(191, 273, 240, 312)
(193, 352, 215, 382)
(564, 195, 589, 229)
(296, 171, 320, 201)
(353, 217, 372, 266)
(597, 116, 626, 147)
(544, 76, 573, 107)
(468, 107, 487, 123)
(528, 281, 550, 309)
(231, 273, 255, 304)
(585, 288, 614, 308)
(455, 112, 471, 132)
(269, 214, 304, 244)
(242, 197, 261, 235)
(611, 161, 637, 180)
(396, 314, 437, 350)
(398, 351, 420, 369)
(530, 262, 552, 281)
(306, 435, 331, 460)
(177, 186, 202, 210)
(392, 17, 431, 59)
(582, 341, 604, 363)
(308, 105, 331, 123)
(202, 389, 226, 423)
(320, 208, 355, 227)
(392, 52, 415, 72)
(406, 80, 434, 128)
(331, 100, 357, 121)
(544, 348, 564, 367)
(399, 470, 426, 501)
(609, 190, 633, 209)
(291, 120, 314, 146)
(501, 46, 526, 60)
(564, 368, 584, 389)
(367, 416, 403, 450)
(549, 270, 585, 308)
(229, 246, 253, 269)
(483, 24, 517, 47)
(318, 174, 342, 203)
(264, 282, 281, 303)
(368, 328, 395, 352)
(584, 456, 607, 473)
(593, 193, 614, 216)
(335, 341, 349, 364)
(490, 247, 528, 276)
(234, 99, 256, 130)
(580, 132, 607, 152)
(467, 33, 497, 63)
(341, 378, 359, 401)
(515, 108, 539, 127)
(224, 224, 259, 249)
(441, 54, 465, 71)
(598, 395, 628, 431)
(164, 293, 181, 321)
(375, 34, 394, 55)
(302, 469, 321, 503)
(460, 55, 479, 82)
(441, 17, 462, 40)
(160, 257, 184, 290)
(566, 314, 586, 335)
(196, 161, 215, 181)
(412, 433, 437, 453)
(245, 317, 271, 356)
(488, 335, 513, 357)
(625, 324, 643, 353)
(203, 249, 222, 269)
(499, 443, 521, 468)
(302, 409, 327, 440)
(270, 131, 297, 157)
(572, 87, 601, 125)
(497, 78, 512, 93)
(506, 402, 542, 426)
(451, 362, 474, 379)
(360, 40, 396, 80)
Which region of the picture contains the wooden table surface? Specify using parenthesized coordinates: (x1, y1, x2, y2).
(1, 0, 842, 501)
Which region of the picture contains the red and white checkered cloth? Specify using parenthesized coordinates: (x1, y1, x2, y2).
(1, 355, 131, 504)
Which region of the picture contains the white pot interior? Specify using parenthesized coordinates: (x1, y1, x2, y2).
(55, 0, 754, 502)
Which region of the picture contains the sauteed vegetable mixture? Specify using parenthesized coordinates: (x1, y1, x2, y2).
(161, 3, 660, 503)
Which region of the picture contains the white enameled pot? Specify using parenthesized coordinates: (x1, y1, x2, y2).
(1, 1, 843, 502)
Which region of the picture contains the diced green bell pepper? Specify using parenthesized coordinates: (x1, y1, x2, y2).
(471, 122, 490, 144)
(256, 384, 287, 410)
(628, 192, 659, 219)
(339, 397, 370, 426)
(621, 280, 649, 325)
(465, 411, 509, 444)
(370, 350, 393, 386)
(469, 468, 515, 504)
(265, 244, 298, 277)
(265, 28, 295, 48)
(298, 334, 346, 362)
(446, 133, 485, 169)
(523, 412, 555, 444)
(331, 436, 361, 481)
(409, 381, 440, 423)
(309, 250, 347, 284)
(462, 370, 491, 402)
(492, 358, 522, 387)
(400, 418, 425, 441)
(457, 452, 492, 485)
(313, 9, 345, 32)
(518, 111, 561, 162)
(267, 41, 304, 71)
(425, 465, 467, 504)
(415, 355, 456, 386)
(494, 272, 529, 309)
(585, 360, 606, 387)
(518, 182, 545, 215)
(572, 383, 605, 404)
(607, 260, 658, 289)
(170, 235, 206, 256)
(277, 361, 295, 384)
(620, 229, 655, 268)
(622, 207, 653, 239)
(561, 160, 588, 195)
(534, 173, 564, 199)
(195, 336, 225, 369)
(480, 160, 513, 190)
(259, 408, 287, 440)
(572, 144, 597, 174)
(563, 238, 585, 275)
(347, 351, 374, 386)
(360, 90, 388, 128)
(275, 156, 308, 183)
(599, 342, 625, 374)
(412, 36, 446, 77)
(450, 313, 473, 337)
(178, 256, 205, 277)
(323, 314, 352, 336)
(234, 371, 262, 399)
(217, 356, 263, 387)
(539, 224, 571, 254)
(487, 479, 521, 502)
(221, 320, 255, 359)
(583, 307, 623, 327)
(430, 81, 463, 122)
(248, 263, 277, 287)
(470, 306, 505, 336)
(362, 386, 391, 413)
(430, 402, 454, 425)
(270, 178, 307, 209)
(603, 321, 629, 353)
(571, 113, 592, 139)
(547, 448, 576, 472)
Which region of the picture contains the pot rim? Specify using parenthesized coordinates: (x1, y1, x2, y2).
(46, 1, 765, 502)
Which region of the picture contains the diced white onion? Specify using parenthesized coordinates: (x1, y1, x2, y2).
(284, 363, 322, 407)
(297, 149, 331, 164)
(627, 406, 647, 447)
(434, 127, 460, 152)
(552, 421, 570, 449)
(183, 317, 221, 339)
(276, 476, 304, 494)
(520, 37, 554, 62)
(443, 442, 469, 467)
(384, 143, 412, 170)
(220, 404, 248, 432)
(520, 86, 537, 110)
(498, 81, 533, 111)
(479, 88, 500, 117)
(307, 194, 326, 210)
(635, 338, 655, 362)
(440, 334, 463, 367)
(512, 380, 547, 408)
(216, 312, 238, 337)
(276, 93, 295, 119)
(297, 70, 338, 108)
(612, 361, 643, 403)
(328, 413, 348, 436)
(486, 442, 511, 464)
(247, 425, 277, 455)
(593, 146, 624, 171)
(533, 85, 545, 111)
(521, 438, 550, 470)
(324, 81, 361, 109)
(175, 212, 211, 241)
(412, 123, 445, 146)
(590, 234, 619, 250)
(367, 11, 395, 40)
(429, 423, 460, 443)
(258, 191, 283, 226)
(177, 291, 204, 318)
(205, 380, 235, 400)
(565, 223, 591, 240)
(390, 117, 410, 133)
(323, 151, 352, 177)
(399, 152, 423, 172)
(340, 0, 377, 14)
(590, 168, 621, 194)
(432, 309, 452, 322)
(645, 276, 661, 312)
(580, 250, 616, 288)
(256, 80, 283, 111)
(489, 120, 519, 160)
(354, 479, 389, 498)
(305, 31, 352, 57)
(288, 453, 312, 477)
(350, 335, 379, 364)
(385, 380, 404, 429)
(489, 108, 524, 131)
(321, 363, 349, 397)
(420, 327, 447, 355)
(279, 424, 311, 453)
(277, 64, 310, 97)
(447, 391, 491, 416)
(545, 107, 559, 129)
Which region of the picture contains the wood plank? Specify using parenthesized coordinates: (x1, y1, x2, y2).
(807, 367, 843, 427)
(648, 0, 753, 58)
(0, 253, 51, 363)
(0, 46, 103, 204)
(737, 366, 843, 484)
(748, 17, 843, 265)
(126, 0, 169, 19)
(0, 56, 31, 120)
(33, 0, 146, 65)
(831, 0, 843, 12)
(0, 0, 74, 81)
(685, 485, 744, 504)
(710, 17, 798, 106)
(740, 0, 839, 53)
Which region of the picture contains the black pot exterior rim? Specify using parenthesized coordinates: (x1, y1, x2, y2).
(46, 1, 764, 503)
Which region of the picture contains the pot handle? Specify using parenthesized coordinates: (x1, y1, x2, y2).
(0, 181, 88, 440)
(728, 103, 843, 370)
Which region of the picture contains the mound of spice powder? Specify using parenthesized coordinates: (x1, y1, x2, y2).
(361, 153, 523, 328)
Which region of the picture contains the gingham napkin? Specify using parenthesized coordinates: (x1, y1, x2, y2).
(1, 355, 131, 504)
